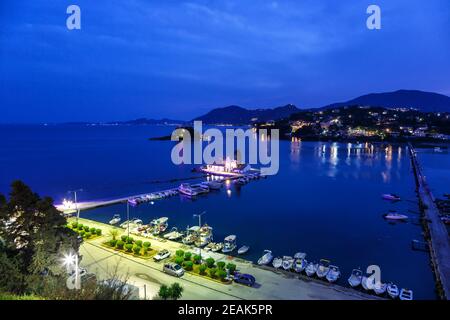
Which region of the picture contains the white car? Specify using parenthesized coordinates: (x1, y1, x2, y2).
(163, 263, 184, 277)
(153, 249, 171, 262)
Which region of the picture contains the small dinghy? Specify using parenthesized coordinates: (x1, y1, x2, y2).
(257, 250, 274, 265)
(382, 193, 401, 201)
(238, 245, 249, 255)
(272, 257, 283, 269)
(383, 212, 408, 221)
(282, 256, 294, 270)
(348, 269, 363, 287)
(399, 288, 413, 300)
(294, 258, 308, 273)
(109, 214, 121, 225)
(373, 282, 387, 295)
(316, 259, 331, 278)
(305, 262, 318, 277)
(387, 283, 399, 299)
(326, 265, 341, 283)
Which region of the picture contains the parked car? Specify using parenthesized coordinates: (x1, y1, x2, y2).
(163, 263, 184, 277)
(233, 272, 255, 287)
(153, 249, 171, 262)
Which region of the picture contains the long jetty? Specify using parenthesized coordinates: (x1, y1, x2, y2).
(409, 143, 450, 299)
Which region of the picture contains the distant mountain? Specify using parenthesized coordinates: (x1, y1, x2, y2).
(323, 90, 450, 112)
(193, 104, 300, 124)
(114, 118, 185, 125)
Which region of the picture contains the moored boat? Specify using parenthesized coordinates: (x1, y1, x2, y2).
(399, 288, 413, 300)
(326, 265, 340, 283)
(109, 214, 121, 225)
(222, 235, 237, 253)
(282, 256, 294, 270)
(150, 217, 168, 235)
(178, 183, 199, 197)
(373, 282, 387, 295)
(182, 226, 200, 245)
(382, 193, 401, 201)
(348, 269, 363, 287)
(383, 212, 408, 221)
(195, 224, 213, 247)
(387, 283, 399, 299)
(163, 227, 183, 241)
(361, 275, 376, 291)
(257, 250, 274, 265)
(316, 259, 331, 278)
(272, 257, 282, 269)
(203, 181, 223, 190)
(305, 262, 318, 277)
(294, 257, 307, 273)
(238, 245, 249, 255)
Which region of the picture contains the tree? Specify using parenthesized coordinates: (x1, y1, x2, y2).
(205, 257, 215, 268)
(193, 254, 201, 264)
(184, 251, 192, 261)
(199, 264, 207, 275)
(175, 249, 184, 257)
(158, 284, 171, 300)
(109, 228, 119, 241)
(169, 283, 183, 300)
(217, 261, 225, 270)
(226, 263, 236, 274)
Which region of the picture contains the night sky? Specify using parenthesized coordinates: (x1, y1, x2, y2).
(1, 0, 449, 123)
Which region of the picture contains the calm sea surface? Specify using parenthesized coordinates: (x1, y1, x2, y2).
(2, 124, 448, 299)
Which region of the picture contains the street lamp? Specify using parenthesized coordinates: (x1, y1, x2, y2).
(68, 189, 83, 223)
(193, 211, 206, 259)
(62, 251, 80, 290)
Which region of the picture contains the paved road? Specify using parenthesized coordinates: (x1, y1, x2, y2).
(77, 218, 379, 300)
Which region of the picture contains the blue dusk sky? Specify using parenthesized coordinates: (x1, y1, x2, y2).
(1, 0, 449, 123)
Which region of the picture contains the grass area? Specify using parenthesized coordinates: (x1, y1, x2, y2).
(0, 292, 44, 300)
(67, 221, 103, 241)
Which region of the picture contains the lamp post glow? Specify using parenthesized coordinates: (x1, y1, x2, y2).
(193, 211, 206, 259)
(62, 252, 80, 290)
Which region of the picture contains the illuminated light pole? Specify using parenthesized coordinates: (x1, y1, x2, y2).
(68, 189, 83, 223)
(193, 211, 206, 259)
(62, 252, 80, 290)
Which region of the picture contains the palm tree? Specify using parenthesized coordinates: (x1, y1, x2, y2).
(169, 283, 184, 300)
(158, 284, 171, 300)
(109, 228, 119, 241)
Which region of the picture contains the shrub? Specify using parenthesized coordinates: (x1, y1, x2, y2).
(169, 283, 184, 300)
(199, 264, 207, 275)
(205, 257, 215, 268)
(109, 239, 117, 247)
(135, 240, 143, 247)
(90, 227, 96, 234)
(217, 261, 225, 270)
(96, 229, 102, 236)
(208, 268, 217, 278)
(184, 252, 192, 261)
(84, 232, 91, 239)
(226, 263, 236, 274)
(84, 226, 90, 232)
(133, 245, 141, 255)
(116, 240, 124, 249)
(158, 285, 171, 300)
(78, 224, 84, 230)
(125, 244, 133, 252)
(142, 247, 148, 255)
(183, 261, 193, 271)
(193, 254, 202, 264)
(79, 230, 85, 237)
(175, 250, 184, 257)
(174, 257, 184, 265)
(71, 222, 78, 228)
(216, 269, 227, 281)
(126, 237, 134, 244)
(143, 242, 151, 248)
(121, 235, 128, 242)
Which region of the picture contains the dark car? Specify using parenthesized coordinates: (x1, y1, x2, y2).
(233, 272, 256, 287)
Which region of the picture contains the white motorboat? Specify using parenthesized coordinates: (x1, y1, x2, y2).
(382, 193, 401, 201)
(195, 224, 213, 247)
(373, 282, 387, 295)
(178, 183, 199, 197)
(316, 259, 331, 278)
(120, 218, 143, 229)
(163, 227, 183, 241)
(383, 212, 408, 221)
(109, 214, 121, 225)
(222, 235, 237, 253)
(203, 181, 223, 190)
(326, 265, 341, 283)
(257, 250, 274, 265)
(272, 257, 282, 268)
(191, 183, 210, 194)
(294, 257, 308, 273)
(237, 245, 249, 255)
(150, 217, 168, 235)
(387, 283, 400, 299)
(182, 226, 200, 245)
(282, 256, 294, 270)
(305, 262, 318, 277)
(348, 269, 363, 288)
(399, 288, 413, 300)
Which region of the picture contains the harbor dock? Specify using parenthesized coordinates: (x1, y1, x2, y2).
(409, 144, 450, 299)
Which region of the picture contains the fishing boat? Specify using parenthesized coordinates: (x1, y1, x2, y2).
(382, 193, 401, 201)
(163, 227, 183, 241)
(109, 214, 121, 225)
(178, 183, 199, 197)
(383, 212, 408, 221)
(257, 250, 274, 265)
(222, 235, 237, 253)
(387, 283, 399, 299)
(282, 256, 294, 270)
(326, 265, 341, 283)
(195, 224, 213, 247)
(237, 245, 249, 255)
(348, 269, 363, 287)
(294, 257, 308, 273)
(182, 226, 200, 245)
(373, 282, 387, 295)
(316, 259, 331, 278)
(150, 217, 169, 235)
(305, 262, 318, 277)
(272, 257, 282, 269)
(399, 288, 413, 300)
